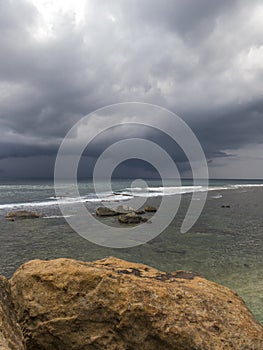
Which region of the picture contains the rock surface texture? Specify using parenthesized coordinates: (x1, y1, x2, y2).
(95, 207, 118, 216)
(10, 257, 263, 350)
(5, 211, 41, 221)
(118, 212, 148, 224)
(144, 205, 157, 212)
(0, 275, 25, 350)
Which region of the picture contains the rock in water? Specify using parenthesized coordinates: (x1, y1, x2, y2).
(144, 205, 157, 212)
(118, 212, 147, 224)
(5, 211, 42, 221)
(10, 257, 263, 350)
(134, 209, 145, 214)
(95, 207, 118, 216)
(114, 205, 135, 214)
(0, 276, 25, 350)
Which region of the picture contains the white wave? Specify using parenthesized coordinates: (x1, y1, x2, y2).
(148, 186, 203, 192)
(0, 193, 133, 211)
(0, 196, 88, 210)
(229, 184, 263, 188)
(0, 183, 263, 211)
(124, 185, 206, 197)
(122, 183, 263, 198)
(88, 195, 133, 202)
(211, 194, 223, 199)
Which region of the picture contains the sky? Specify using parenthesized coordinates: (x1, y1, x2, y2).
(0, 0, 263, 179)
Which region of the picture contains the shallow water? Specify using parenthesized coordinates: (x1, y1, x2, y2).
(0, 179, 262, 324)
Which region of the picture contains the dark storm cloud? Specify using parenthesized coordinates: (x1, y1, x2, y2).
(0, 0, 262, 177)
(192, 98, 263, 155)
(0, 142, 59, 160)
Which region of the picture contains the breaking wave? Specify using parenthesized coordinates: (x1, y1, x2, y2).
(0, 183, 263, 211)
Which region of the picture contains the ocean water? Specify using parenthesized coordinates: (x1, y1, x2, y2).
(0, 178, 262, 324)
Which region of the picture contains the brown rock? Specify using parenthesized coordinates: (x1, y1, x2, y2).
(118, 212, 148, 224)
(10, 257, 263, 350)
(95, 207, 118, 216)
(0, 275, 25, 350)
(5, 211, 42, 221)
(144, 205, 157, 212)
(134, 209, 145, 215)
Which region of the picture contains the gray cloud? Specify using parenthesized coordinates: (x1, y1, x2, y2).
(124, 0, 235, 38)
(0, 0, 262, 178)
(189, 98, 263, 153)
(0, 142, 58, 160)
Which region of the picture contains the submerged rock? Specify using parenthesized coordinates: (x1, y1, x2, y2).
(118, 212, 148, 224)
(5, 211, 42, 221)
(10, 257, 263, 350)
(114, 205, 135, 214)
(115, 205, 145, 215)
(0, 275, 25, 350)
(144, 205, 157, 212)
(95, 207, 118, 216)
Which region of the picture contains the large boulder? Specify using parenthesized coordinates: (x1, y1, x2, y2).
(5, 211, 42, 221)
(95, 207, 118, 216)
(0, 275, 25, 350)
(10, 257, 263, 350)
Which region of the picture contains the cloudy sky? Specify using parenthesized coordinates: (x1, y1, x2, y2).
(0, 0, 263, 179)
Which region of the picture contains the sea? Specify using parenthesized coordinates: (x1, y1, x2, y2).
(0, 178, 262, 324)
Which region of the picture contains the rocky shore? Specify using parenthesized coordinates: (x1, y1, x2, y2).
(0, 257, 262, 349)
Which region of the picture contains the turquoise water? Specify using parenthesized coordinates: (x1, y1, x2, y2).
(0, 178, 262, 324)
